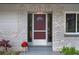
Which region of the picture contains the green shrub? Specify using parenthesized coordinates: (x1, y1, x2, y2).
(69, 47, 75, 55)
(60, 46, 76, 55)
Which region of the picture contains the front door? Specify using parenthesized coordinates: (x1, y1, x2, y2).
(32, 13, 48, 46)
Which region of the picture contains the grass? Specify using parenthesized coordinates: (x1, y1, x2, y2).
(0, 51, 21, 55)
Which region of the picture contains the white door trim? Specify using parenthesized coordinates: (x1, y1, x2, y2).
(32, 13, 48, 46)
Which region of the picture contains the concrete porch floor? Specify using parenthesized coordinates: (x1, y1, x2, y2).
(20, 46, 62, 55)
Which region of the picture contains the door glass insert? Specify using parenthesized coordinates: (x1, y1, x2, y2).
(34, 14, 46, 30)
(34, 32, 46, 39)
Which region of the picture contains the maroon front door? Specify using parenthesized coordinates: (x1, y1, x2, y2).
(32, 13, 48, 45)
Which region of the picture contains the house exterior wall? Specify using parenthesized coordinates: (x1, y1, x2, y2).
(52, 6, 65, 51)
(62, 4, 79, 50)
(0, 4, 28, 51)
(0, 4, 79, 51)
(53, 4, 79, 51)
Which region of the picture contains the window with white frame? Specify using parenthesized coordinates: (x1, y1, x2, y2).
(66, 13, 79, 33)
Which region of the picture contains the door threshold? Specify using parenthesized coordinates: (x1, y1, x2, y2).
(28, 42, 52, 46)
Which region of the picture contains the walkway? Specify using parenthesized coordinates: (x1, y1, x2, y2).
(20, 46, 62, 55)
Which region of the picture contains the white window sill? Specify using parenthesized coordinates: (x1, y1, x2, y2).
(64, 33, 79, 35)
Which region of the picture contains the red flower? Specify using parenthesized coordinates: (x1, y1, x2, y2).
(21, 41, 28, 47)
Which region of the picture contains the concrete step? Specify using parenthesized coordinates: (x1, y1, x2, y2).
(20, 46, 61, 55)
(28, 46, 52, 51)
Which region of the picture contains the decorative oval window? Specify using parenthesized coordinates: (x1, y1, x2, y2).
(36, 16, 44, 22)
